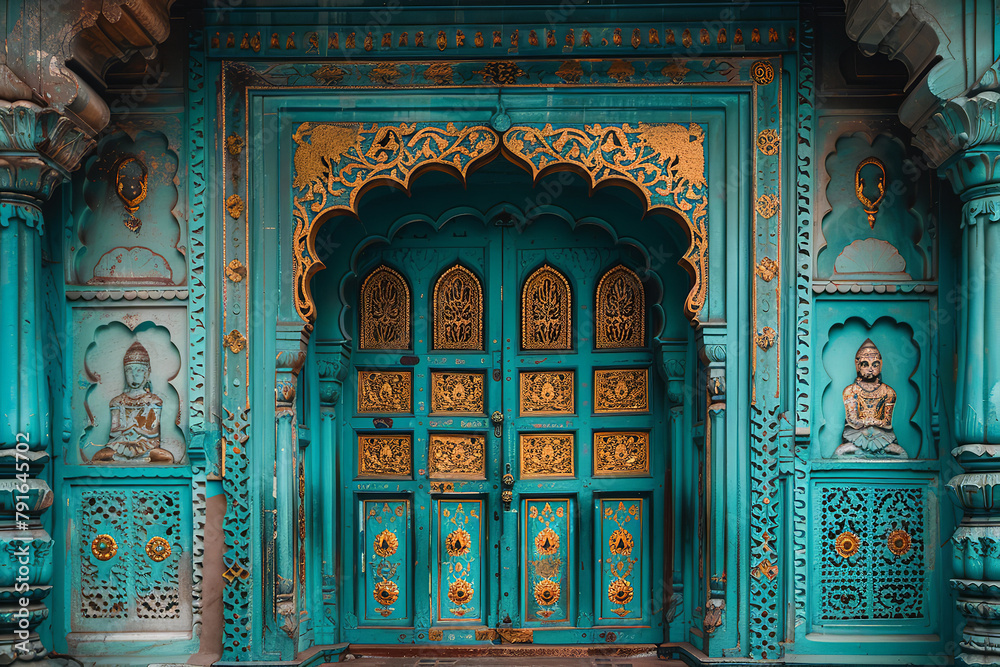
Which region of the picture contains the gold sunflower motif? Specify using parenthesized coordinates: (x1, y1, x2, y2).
(534, 579, 561, 606)
(447, 578, 474, 606)
(446, 529, 471, 557)
(374, 530, 398, 558)
(535, 527, 560, 555)
(608, 528, 633, 556)
(887, 529, 912, 557)
(373, 579, 399, 606)
(607, 578, 634, 606)
(834, 531, 860, 559)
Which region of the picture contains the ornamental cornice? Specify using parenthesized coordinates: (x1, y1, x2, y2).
(915, 91, 1000, 175)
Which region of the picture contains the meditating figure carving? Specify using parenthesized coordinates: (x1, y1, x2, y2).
(834, 339, 905, 458)
(92, 340, 174, 464)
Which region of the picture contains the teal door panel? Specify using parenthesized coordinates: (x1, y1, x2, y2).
(340, 215, 665, 645)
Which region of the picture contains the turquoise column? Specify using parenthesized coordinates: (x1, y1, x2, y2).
(943, 141, 1000, 666)
(0, 101, 91, 662)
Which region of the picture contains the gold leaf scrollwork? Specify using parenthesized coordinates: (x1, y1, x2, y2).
(522, 264, 572, 350)
(226, 133, 245, 156)
(360, 265, 411, 350)
(433, 264, 483, 350)
(519, 371, 574, 415)
(430, 372, 484, 414)
(225, 258, 246, 282)
(225, 194, 244, 219)
(223, 329, 247, 354)
(755, 193, 779, 219)
(429, 434, 486, 479)
(520, 433, 574, 477)
(755, 257, 778, 282)
(596, 265, 645, 349)
(358, 370, 412, 413)
(756, 129, 780, 155)
(91, 534, 117, 561)
(750, 59, 775, 85)
(474, 62, 526, 85)
(754, 327, 776, 351)
(373, 529, 398, 558)
(358, 434, 412, 477)
(594, 369, 649, 413)
(594, 431, 650, 476)
(145, 536, 171, 562)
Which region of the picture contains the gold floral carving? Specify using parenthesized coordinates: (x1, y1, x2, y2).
(446, 529, 472, 557)
(374, 579, 399, 607)
(594, 432, 650, 476)
(225, 258, 246, 282)
(594, 369, 648, 413)
(534, 578, 560, 606)
(447, 578, 474, 605)
(754, 327, 776, 351)
(358, 434, 412, 477)
(521, 264, 572, 350)
(358, 370, 412, 413)
(534, 527, 560, 555)
(374, 529, 399, 557)
(834, 531, 859, 559)
(750, 59, 775, 85)
(225, 194, 244, 219)
(595, 265, 645, 349)
(360, 265, 410, 350)
(226, 133, 245, 156)
(520, 433, 574, 477)
(756, 129, 779, 155)
(608, 578, 634, 605)
(475, 62, 526, 85)
(291, 122, 499, 322)
(145, 536, 171, 562)
(433, 265, 483, 350)
(519, 371, 574, 415)
(609, 528, 634, 556)
(755, 257, 778, 282)
(91, 534, 117, 561)
(502, 123, 708, 322)
(887, 529, 911, 557)
(223, 329, 247, 354)
(428, 434, 486, 479)
(430, 372, 484, 414)
(755, 193, 779, 219)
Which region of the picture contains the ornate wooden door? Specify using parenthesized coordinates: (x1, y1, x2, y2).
(340, 217, 664, 645)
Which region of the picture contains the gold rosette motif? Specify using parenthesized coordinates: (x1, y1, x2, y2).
(447, 578, 474, 606)
(91, 534, 117, 561)
(608, 528, 633, 556)
(534, 527, 560, 555)
(534, 579, 560, 606)
(834, 531, 860, 559)
(373, 580, 399, 606)
(608, 578, 634, 605)
(145, 536, 171, 562)
(887, 529, 911, 557)
(374, 529, 398, 558)
(446, 528, 471, 557)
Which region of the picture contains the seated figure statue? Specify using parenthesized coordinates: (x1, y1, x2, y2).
(92, 340, 174, 464)
(834, 338, 906, 458)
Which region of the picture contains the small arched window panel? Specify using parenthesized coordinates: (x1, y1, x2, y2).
(359, 264, 411, 350)
(595, 265, 645, 349)
(433, 264, 483, 350)
(521, 263, 572, 350)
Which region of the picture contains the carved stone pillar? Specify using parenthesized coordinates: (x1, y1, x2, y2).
(0, 101, 92, 663)
(942, 139, 1000, 666)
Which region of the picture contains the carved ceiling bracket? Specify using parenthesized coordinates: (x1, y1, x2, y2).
(291, 120, 708, 326)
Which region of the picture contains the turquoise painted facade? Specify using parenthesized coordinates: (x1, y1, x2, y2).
(1, 1, 999, 665)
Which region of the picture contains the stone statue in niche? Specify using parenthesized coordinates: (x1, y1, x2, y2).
(92, 341, 174, 464)
(834, 339, 905, 458)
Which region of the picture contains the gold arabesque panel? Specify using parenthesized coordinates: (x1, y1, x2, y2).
(358, 434, 412, 477)
(520, 433, 575, 478)
(594, 368, 648, 413)
(594, 431, 650, 476)
(360, 264, 411, 350)
(358, 370, 412, 413)
(520, 371, 574, 415)
(521, 264, 572, 350)
(433, 264, 483, 350)
(428, 434, 486, 479)
(430, 371, 485, 414)
(595, 265, 645, 349)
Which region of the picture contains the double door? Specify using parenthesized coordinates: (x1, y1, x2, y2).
(341, 217, 665, 644)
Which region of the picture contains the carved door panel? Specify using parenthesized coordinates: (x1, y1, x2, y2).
(341, 219, 664, 645)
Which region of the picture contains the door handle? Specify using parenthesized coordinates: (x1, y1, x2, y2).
(501, 464, 514, 510)
(491, 410, 504, 438)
